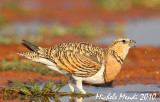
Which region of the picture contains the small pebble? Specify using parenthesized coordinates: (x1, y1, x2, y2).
(145, 51, 147, 53)
(157, 72, 159, 74)
(152, 59, 155, 61)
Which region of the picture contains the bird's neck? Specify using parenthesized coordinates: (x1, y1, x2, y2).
(108, 45, 130, 63)
(104, 51, 122, 83)
(108, 49, 125, 65)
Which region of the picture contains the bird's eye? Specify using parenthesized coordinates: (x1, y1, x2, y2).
(122, 40, 127, 44)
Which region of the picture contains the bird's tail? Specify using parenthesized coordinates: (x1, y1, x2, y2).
(16, 51, 40, 59)
(22, 40, 40, 52)
(0, 51, 39, 59)
(21, 40, 44, 55)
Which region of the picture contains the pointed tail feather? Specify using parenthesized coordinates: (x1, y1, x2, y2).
(22, 40, 39, 52)
(16, 52, 40, 59)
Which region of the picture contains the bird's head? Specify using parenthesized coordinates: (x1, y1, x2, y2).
(109, 37, 136, 60)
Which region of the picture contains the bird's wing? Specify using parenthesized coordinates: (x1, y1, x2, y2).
(19, 41, 106, 77)
(46, 42, 106, 77)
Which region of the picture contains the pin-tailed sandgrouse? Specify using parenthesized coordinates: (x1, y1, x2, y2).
(17, 38, 136, 94)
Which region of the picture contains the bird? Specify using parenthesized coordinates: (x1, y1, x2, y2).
(17, 37, 136, 94)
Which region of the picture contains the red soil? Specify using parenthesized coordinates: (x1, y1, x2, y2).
(0, 70, 66, 86)
(115, 46, 160, 85)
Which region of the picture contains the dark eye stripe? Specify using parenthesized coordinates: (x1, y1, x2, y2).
(112, 39, 127, 45)
(113, 41, 122, 45)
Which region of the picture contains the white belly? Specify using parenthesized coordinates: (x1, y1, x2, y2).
(72, 64, 105, 84)
(47, 65, 68, 74)
(30, 57, 105, 84)
(30, 57, 68, 74)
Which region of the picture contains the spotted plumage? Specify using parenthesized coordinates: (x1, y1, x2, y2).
(17, 37, 136, 94)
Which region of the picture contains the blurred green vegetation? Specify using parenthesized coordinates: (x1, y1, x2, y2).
(3, 79, 67, 96)
(69, 23, 99, 37)
(1, 0, 158, 44)
(1, 0, 28, 14)
(0, 33, 42, 45)
(3, 79, 94, 101)
(95, 0, 160, 11)
(0, 16, 7, 27)
(0, 22, 124, 44)
(0, 57, 60, 76)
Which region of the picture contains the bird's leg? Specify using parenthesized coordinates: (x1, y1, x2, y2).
(76, 80, 86, 94)
(68, 77, 75, 92)
(77, 97, 83, 102)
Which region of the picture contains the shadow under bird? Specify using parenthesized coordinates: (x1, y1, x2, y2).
(17, 37, 136, 94)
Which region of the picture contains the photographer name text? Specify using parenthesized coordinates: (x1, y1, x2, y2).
(96, 93, 157, 101)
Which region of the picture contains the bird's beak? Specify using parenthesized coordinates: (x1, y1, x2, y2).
(129, 40, 136, 47)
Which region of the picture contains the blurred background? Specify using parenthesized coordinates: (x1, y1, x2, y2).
(0, 0, 160, 45)
(1, 1, 160, 101)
